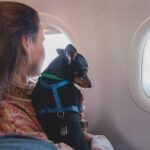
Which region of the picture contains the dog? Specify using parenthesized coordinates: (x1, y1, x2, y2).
(31, 44, 92, 150)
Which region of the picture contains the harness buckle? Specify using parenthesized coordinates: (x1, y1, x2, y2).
(57, 112, 65, 118)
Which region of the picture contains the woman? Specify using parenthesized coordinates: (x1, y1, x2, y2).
(0, 2, 114, 150)
(0, 1, 73, 150)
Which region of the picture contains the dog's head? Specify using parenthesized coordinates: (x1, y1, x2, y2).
(57, 44, 92, 88)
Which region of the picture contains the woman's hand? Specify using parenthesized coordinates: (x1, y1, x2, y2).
(55, 143, 74, 150)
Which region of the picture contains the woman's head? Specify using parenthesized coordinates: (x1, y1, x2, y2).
(0, 2, 45, 96)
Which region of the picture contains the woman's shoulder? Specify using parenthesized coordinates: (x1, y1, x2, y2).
(6, 77, 38, 101)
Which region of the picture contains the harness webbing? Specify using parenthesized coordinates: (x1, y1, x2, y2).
(38, 77, 80, 116)
(41, 73, 64, 80)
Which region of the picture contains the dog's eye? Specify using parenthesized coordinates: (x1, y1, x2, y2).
(78, 72, 83, 77)
(83, 68, 88, 73)
(81, 74, 87, 78)
(82, 69, 88, 75)
(79, 72, 87, 79)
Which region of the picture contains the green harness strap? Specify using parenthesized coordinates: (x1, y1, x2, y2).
(41, 73, 64, 80)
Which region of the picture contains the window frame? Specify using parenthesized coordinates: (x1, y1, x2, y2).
(39, 12, 80, 71)
(39, 12, 80, 48)
(129, 17, 150, 112)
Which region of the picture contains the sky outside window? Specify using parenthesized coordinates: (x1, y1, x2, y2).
(42, 33, 71, 71)
(142, 37, 150, 96)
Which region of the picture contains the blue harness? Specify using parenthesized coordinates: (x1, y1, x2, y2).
(38, 76, 80, 116)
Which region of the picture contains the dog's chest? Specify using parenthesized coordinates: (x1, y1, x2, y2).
(32, 78, 82, 110)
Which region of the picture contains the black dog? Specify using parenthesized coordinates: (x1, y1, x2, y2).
(31, 44, 92, 150)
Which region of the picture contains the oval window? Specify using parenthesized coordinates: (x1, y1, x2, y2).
(142, 37, 150, 98)
(129, 17, 150, 112)
(42, 26, 71, 71)
(39, 13, 78, 72)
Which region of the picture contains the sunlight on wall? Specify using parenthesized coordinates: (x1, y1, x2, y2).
(42, 33, 71, 71)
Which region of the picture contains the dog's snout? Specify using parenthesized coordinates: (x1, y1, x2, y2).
(83, 74, 92, 88)
(88, 82, 92, 88)
(83, 75, 92, 88)
(87, 79, 92, 88)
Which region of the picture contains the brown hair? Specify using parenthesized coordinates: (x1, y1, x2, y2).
(0, 2, 40, 98)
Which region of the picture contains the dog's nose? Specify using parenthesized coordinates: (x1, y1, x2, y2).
(88, 81, 92, 88)
(85, 76, 92, 88)
(89, 84, 92, 88)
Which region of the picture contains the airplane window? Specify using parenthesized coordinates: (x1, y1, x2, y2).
(39, 13, 78, 72)
(129, 17, 150, 112)
(42, 31, 71, 71)
(142, 37, 150, 97)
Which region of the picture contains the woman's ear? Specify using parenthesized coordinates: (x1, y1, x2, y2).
(21, 34, 32, 53)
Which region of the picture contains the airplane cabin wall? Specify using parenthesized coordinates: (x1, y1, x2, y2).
(3, 0, 150, 149)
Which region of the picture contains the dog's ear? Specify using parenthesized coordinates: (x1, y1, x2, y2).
(56, 48, 65, 55)
(65, 44, 78, 61)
